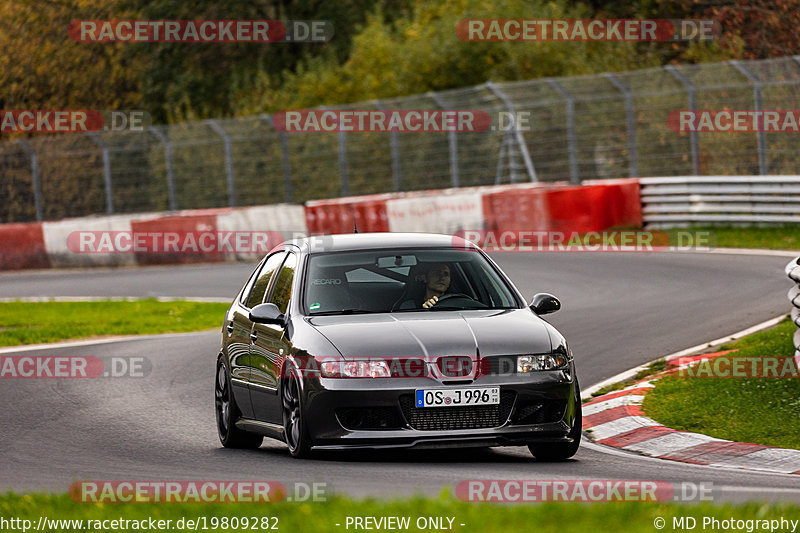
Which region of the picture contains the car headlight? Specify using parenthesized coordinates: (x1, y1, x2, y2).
(321, 359, 391, 378)
(517, 353, 570, 372)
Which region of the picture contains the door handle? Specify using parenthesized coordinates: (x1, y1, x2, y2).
(250, 333, 258, 342)
(226, 322, 234, 334)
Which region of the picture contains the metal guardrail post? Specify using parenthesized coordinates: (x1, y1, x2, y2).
(485, 82, 537, 183)
(429, 92, 459, 188)
(261, 114, 292, 204)
(205, 119, 237, 207)
(787, 256, 800, 357)
(373, 100, 402, 191)
(87, 133, 114, 214)
(546, 79, 579, 184)
(149, 127, 178, 211)
(495, 132, 507, 185)
(665, 65, 701, 176)
(605, 73, 639, 178)
(731, 60, 767, 176)
(16, 140, 43, 221)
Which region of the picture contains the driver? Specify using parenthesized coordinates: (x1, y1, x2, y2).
(393, 262, 452, 310)
(421, 263, 451, 308)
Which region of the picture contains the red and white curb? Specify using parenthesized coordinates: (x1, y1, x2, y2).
(583, 353, 800, 475)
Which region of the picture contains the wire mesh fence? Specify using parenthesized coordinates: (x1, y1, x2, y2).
(4, 56, 800, 223)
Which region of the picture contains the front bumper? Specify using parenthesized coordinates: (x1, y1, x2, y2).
(301, 368, 578, 450)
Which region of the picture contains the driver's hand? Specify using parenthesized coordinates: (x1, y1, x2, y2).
(422, 295, 439, 309)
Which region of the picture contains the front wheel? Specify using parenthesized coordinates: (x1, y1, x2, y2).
(528, 379, 582, 461)
(215, 357, 263, 449)
(282, 367, 312, 458)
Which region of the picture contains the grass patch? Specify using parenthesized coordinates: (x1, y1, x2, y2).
(0, 492, 798, 532)
(643, 319, 800, 449)
(662, 225, 800, 250)
(0, 300, 228, 347)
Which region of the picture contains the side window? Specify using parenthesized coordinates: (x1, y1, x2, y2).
(238, 258, 266, 306)
(246, 252, 286, 308)
(268, 253, 297, 314)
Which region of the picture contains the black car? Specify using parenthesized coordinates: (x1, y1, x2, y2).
(215, 233, 581, 460)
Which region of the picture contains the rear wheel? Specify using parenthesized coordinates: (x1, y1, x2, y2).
(528, 379, 582, 461)
(215, 357, 263, 449)
(282, 367, 311, 458)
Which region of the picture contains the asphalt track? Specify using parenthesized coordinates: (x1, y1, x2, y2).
(2, 251, 799, 502)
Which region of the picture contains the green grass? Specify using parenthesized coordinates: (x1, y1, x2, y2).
(661, 225, 800, 250)
(643, 319, 800, 449)
(0, 300, 229, 346)
(1, 493, 798, 533)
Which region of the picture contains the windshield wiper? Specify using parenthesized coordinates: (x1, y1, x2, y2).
(310, 309, 376, 316)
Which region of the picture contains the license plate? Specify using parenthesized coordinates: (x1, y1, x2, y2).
(415, 387, 500, 408)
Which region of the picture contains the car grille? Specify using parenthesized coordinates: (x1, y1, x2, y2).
(398, 391, 516, 431)
(336, 407, 405, 430)
(511, 399, 567, 425)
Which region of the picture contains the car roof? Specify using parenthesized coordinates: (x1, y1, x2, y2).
(287, 232, 477, 254)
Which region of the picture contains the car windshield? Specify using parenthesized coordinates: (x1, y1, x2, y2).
(304, 248, 518, 315)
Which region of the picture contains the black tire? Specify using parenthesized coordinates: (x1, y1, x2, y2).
(215, 357, 263, 449)
(528, 379, 582, 461)
(282, 367, 312, 458)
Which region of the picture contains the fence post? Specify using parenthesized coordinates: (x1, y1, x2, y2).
(150, 127, 178, 211)
(665, 65, 701, 176)
(429, 92, 460, 188)
(87, 133, 114, 214)
(604, 73, 639, 178)
(485, 82, 537, 183)
(261, 114, 293, 204)
(373, 99, 402, 191)
(338, 128, 349, 197)
(546, 79, 580, 184)
(319, 107, 349, 196)
(731, 60, 767, 175)
(16, 140, 43, 221)
(495, 133, 507, 185)
(205, 119, 237, 207)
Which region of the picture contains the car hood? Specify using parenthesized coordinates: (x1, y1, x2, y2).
(306, 309, 552, 358)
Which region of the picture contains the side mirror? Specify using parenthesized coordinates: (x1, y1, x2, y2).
(529, 293, 561, 315)
(250, 303, 284, 325)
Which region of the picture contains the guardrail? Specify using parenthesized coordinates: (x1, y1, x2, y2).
(788, 256, 800, 358)
(641, 176, 800, 228)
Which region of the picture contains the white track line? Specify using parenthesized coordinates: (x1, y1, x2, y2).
(0, 330, 217, 354)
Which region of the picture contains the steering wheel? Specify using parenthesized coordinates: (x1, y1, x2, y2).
(428, 293, 488, 309)
(434, 293, 476, 304)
